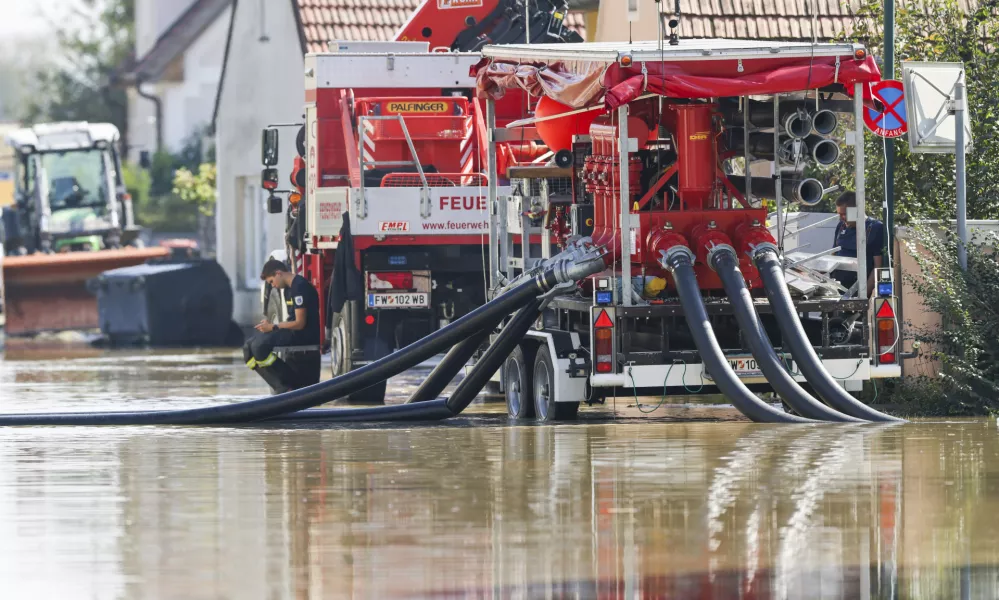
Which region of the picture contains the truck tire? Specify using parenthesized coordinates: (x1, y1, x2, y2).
(533, 345, 579, 422)
(330, 303, 388, 405)
(503, 344, 536, 419)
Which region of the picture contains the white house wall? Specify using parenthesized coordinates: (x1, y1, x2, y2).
(215, 0, 304, 326)
(129, 1, 230, 161)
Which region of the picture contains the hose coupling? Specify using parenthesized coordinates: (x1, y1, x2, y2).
(658, 245, 694, 273)
(750, 242, 780, 261)
(706, 243, 737, 272)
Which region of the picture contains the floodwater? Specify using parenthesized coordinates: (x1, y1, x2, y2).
(1, 341, 999, 599)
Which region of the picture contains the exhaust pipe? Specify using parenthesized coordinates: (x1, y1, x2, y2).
(0, 240, 608, 426)
(728, 130, 839, 167)
(753, 245, 903, 423)
(661, 246, 813, 424)
(710, 245, 865, 422)
(728, 176, 826, 207)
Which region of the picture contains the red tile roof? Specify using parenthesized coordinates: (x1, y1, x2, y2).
(296, 0, 587, 53)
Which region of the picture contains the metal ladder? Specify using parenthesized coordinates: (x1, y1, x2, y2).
(356, 115, 431, 219)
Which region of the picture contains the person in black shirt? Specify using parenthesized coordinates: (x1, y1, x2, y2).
(831, 192, 885, 297)
(243, 259, 320, 390)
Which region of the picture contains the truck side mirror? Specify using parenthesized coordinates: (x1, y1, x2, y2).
(261, 168, 279, 191)
(267, 194, 283, 214)
(262, 128, 279, 166)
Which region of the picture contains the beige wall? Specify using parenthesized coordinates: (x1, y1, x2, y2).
(592, 0, 664, 42)
(896, 222, 999, 379)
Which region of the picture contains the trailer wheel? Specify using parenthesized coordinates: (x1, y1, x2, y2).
(330, 304, 387, 404)
(504, 344, 536, 419)
(533, 345, 579, 422)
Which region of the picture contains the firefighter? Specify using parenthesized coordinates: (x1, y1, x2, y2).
(243, 259, 320, 391)
(831, 192, 885, 297)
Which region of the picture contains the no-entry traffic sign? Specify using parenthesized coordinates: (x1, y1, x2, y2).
(864, 80, 907, 138)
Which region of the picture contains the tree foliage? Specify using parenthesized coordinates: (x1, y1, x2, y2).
(22, 0, 134, 147)
(902, 226, 999, 415)
(848, 0, 999, 222)
(173, 163, 217, 218)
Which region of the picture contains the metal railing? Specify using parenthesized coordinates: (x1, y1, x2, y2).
(356, 114, 431, 218)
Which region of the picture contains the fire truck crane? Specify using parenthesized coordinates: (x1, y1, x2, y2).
(260, 0, 581, 402)
(474, 38, 903, 422)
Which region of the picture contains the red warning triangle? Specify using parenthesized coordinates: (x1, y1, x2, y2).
(594, 309, 614, 328)
(876, 300, 895, 319)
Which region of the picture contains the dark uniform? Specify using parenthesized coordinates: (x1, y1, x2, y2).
(243, 275, 320, 366)
(831, 217, 885, 290)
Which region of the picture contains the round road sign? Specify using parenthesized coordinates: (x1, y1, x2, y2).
(864, 80, 907, 138)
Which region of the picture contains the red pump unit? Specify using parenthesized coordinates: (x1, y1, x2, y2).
(580, 101, 773, 290)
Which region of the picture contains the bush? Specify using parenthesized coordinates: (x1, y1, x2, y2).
(125, 129, 217, 232)
(895, 225, 999, 415)
(173, 163, 216, 218)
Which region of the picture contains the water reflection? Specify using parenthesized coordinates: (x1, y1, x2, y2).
(1, 348, 998, 598)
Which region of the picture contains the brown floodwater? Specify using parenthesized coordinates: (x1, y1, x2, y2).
(1, 339, 998, 599)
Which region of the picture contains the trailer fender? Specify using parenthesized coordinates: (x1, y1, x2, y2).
(525, 330, 586, 404)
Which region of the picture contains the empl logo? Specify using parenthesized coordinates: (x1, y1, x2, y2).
(379, 221, 410, 232)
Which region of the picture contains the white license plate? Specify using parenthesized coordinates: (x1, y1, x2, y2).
(367, 293, 429, 308)
(728, 356, 762, 378)
(704, 356, 763, 380)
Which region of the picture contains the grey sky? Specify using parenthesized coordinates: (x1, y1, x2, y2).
(0, 0, 65, 38)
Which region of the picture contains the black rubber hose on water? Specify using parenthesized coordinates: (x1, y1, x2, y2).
(263, 399, 455, 423)
(664, 247, 814, 424)
(445, 298, 543, 414)
(711, 247, 865, 423)
(0, 279, 545, 426)
(267, 299, 543, 424)
(405, 326, 497, 404)
(753, 247, 903, 423)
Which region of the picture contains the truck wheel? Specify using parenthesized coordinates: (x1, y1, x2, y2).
(330, 304, 387, 405)
(533, 345, 579, 422)
(504, 344, 536, 419)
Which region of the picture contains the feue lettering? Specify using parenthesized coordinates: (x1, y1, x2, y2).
(439, 196, 488, 211)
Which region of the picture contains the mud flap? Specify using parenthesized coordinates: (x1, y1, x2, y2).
(525, 330, 586, 405)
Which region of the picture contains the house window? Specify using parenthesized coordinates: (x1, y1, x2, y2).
(236, 176, 269, 290)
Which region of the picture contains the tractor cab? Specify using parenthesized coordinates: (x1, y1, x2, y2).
(2, 122, 138, 255)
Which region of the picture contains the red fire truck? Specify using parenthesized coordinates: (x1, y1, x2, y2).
(260, 0, 580, 402)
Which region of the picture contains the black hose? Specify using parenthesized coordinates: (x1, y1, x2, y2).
(0, 279, 544, 426)
(664, 248, 813, 424)
(753, 247, 903, 423)
(268, 300, 542, 423)
(446, 298, 542, 414)
(405, 326, 497, 404)
(711, 248, 865, 422)
(262, 399, 455, 423)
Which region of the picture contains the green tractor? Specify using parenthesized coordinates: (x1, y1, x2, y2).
(1, 122, 139, 255)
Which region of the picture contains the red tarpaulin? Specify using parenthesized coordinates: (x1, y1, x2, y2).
(475, 54, 882, 108)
